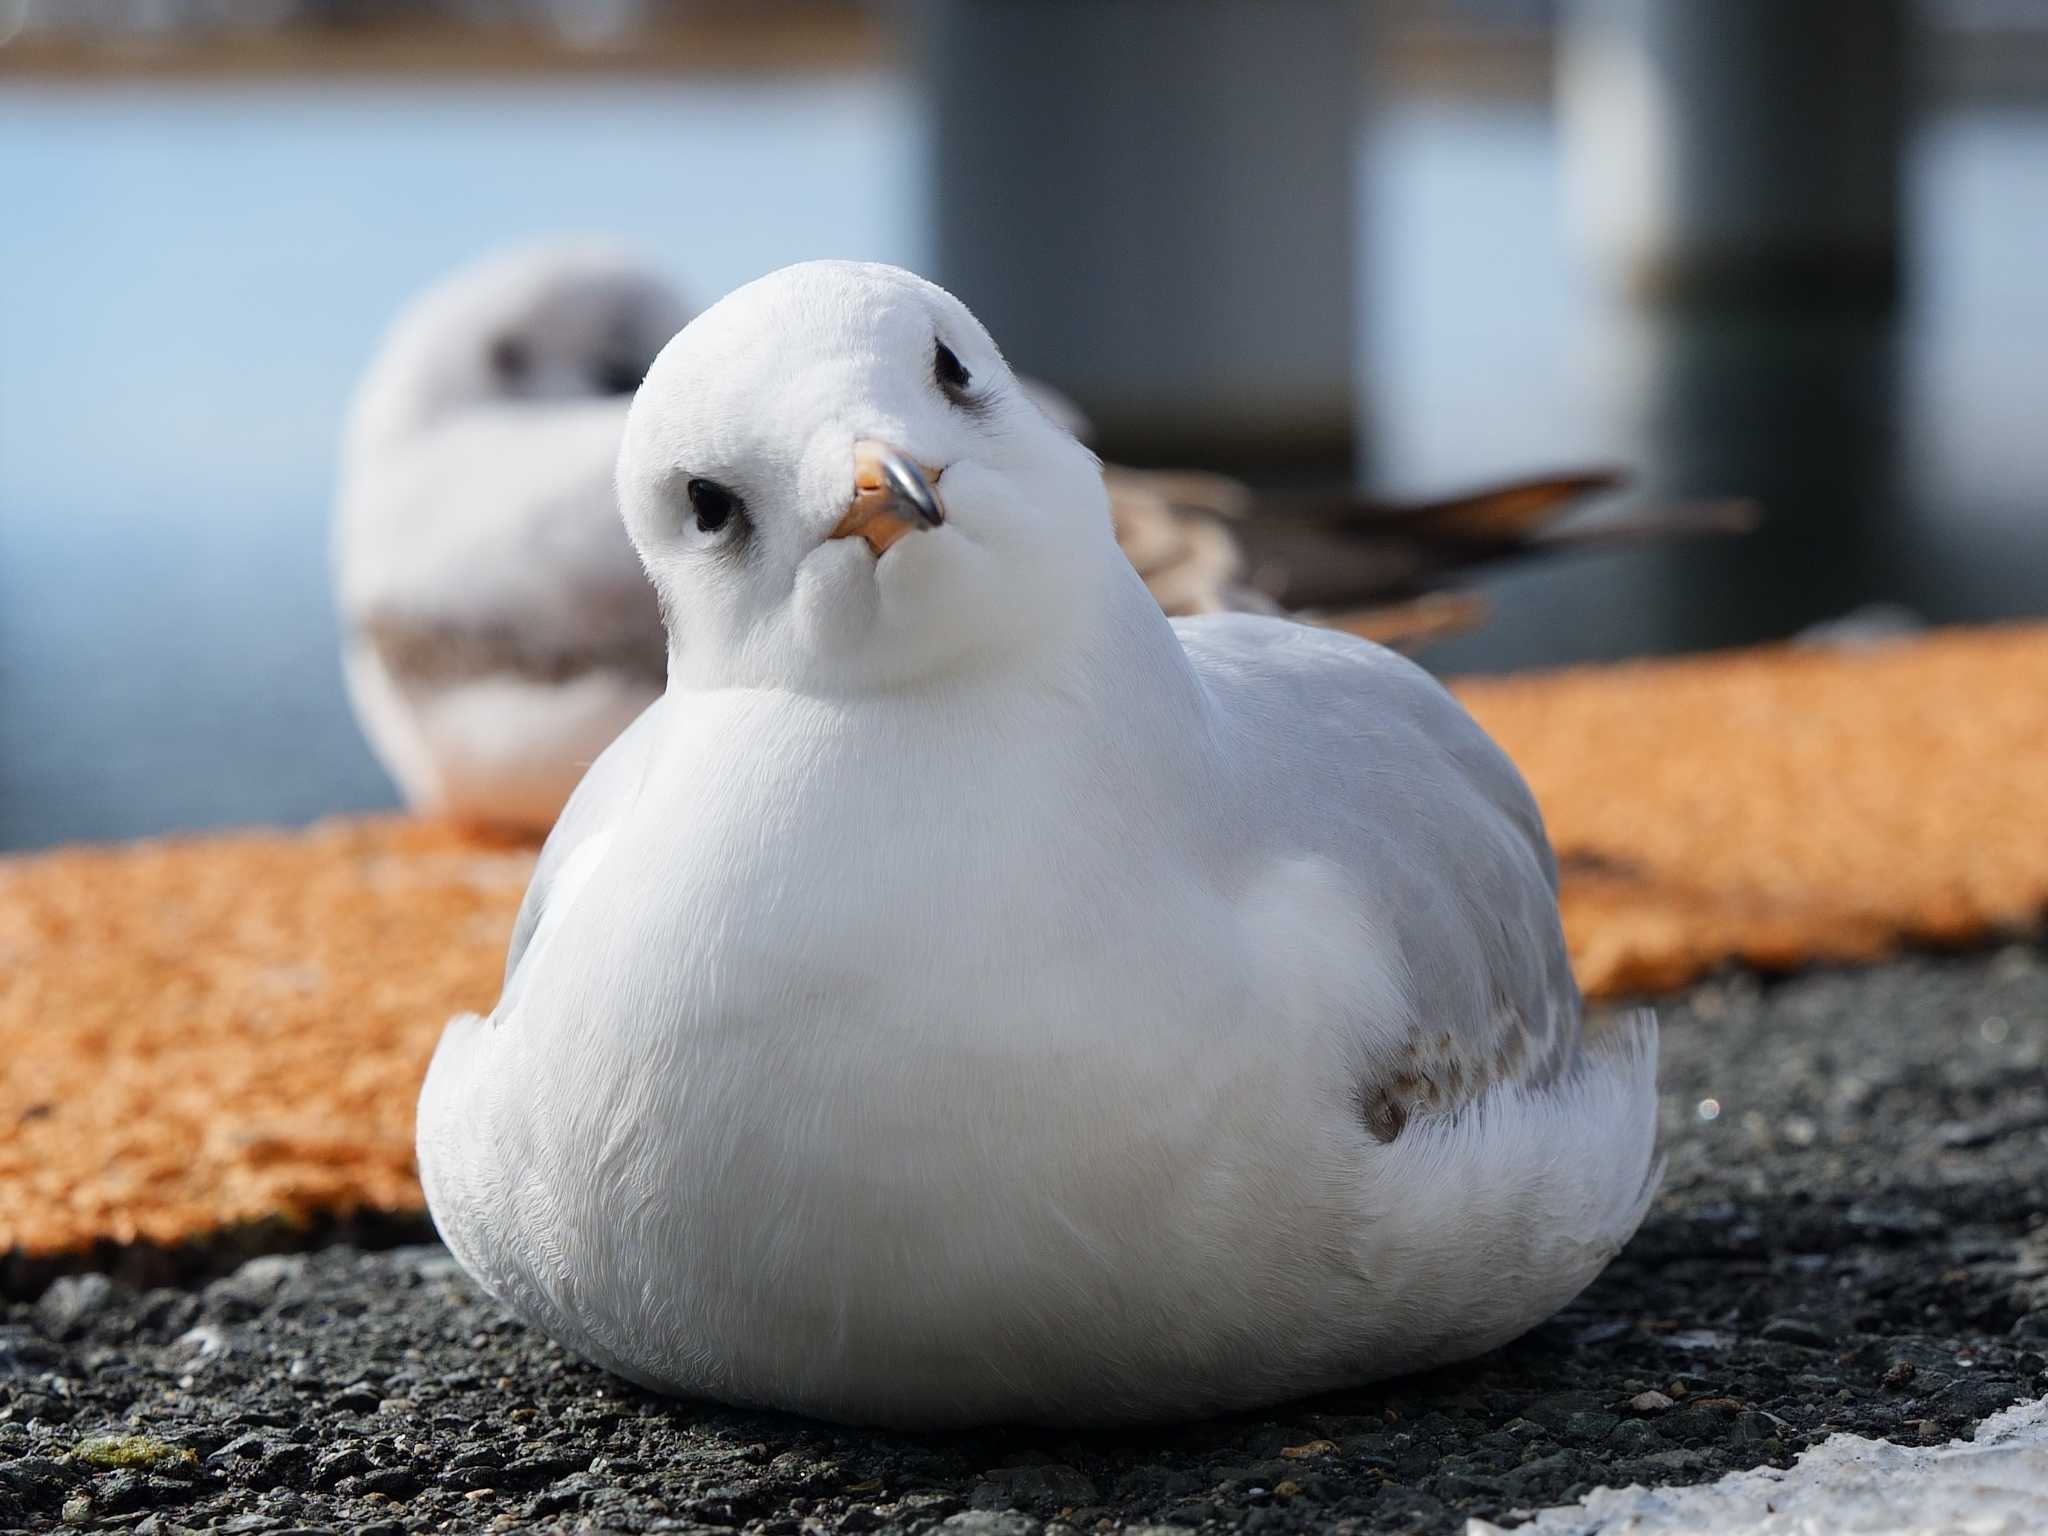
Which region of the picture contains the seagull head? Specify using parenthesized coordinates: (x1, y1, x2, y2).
(349, 241, 690, 454)
(619, 260, 1113, 693)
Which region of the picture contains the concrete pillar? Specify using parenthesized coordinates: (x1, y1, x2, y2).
(1599, 303, 1904, 655)
(909, 0, 1364, 472)
(1560, 0, 1910, 308)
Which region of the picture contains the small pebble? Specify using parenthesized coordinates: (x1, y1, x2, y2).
(1629, 1391, 1674, 1414)
(70, 1432, 195, 1473)
(36, 1276, 116, 1341)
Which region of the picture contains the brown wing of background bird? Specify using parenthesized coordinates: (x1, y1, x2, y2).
(1106, 464, 1756, 650)
(1231, 468, 1761, 609)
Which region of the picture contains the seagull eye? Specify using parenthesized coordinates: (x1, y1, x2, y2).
(488, 335, 530, 384)
(685, 478, 742, 536)
(934, 339, 975, 405)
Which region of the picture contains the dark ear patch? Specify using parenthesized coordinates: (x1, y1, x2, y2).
(489, 335, 531, 384)
(592, 357, 645, 396)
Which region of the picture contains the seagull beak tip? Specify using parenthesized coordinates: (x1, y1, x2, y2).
(834, 440, 948, 554)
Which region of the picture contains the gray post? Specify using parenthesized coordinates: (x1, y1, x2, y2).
(1559, 0, 1910, 307)
(910, 0, 1364, 473)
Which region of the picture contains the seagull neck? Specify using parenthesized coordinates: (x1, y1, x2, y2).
(960, 567, 1218, 782)
(692, 569, 1215, 783)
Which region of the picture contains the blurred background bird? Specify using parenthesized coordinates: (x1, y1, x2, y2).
(335, 243, 1753, 834)
(333, 244, 686, 832)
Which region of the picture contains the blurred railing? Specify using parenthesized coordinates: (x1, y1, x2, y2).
(4, 0, 2044, 99)
(0, 1, 882, 77)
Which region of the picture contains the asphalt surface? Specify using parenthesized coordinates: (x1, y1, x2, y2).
(4, 948, 2046, 1535)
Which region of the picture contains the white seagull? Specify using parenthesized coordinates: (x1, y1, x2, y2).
(416, 261, 1662, 1428)
(333, 243, 687, 832)
(338, 246, 1746, 836)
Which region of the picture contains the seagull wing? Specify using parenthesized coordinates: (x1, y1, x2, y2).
(1177, 612, 1588, 1134)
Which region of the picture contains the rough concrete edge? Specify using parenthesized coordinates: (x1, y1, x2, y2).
(2, 1206, 437, 1303)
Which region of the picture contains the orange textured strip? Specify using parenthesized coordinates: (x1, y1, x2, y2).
(1, 821, 528, 1264)
(1455, 624, 2048, 996)
(4, 624, 2046, 1263)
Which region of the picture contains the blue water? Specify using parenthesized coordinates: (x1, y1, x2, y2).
(1, 79, 2043, 850)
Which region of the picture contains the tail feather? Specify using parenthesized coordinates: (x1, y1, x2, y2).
(1365, 469, 1630, 541)
(1528, 497, 1761, 549)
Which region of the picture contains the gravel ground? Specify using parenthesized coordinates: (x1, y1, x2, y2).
(5, 948, 2047, 1535)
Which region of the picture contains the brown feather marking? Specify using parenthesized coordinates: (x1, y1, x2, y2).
(1356, 997, 1563, 1143)
(1107, 471, 1247, 617)
(1381, 471, 1627, 541)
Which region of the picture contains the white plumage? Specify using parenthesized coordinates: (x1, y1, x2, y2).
(416, 260, 1660, 1427)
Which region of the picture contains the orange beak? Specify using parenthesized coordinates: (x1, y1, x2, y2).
(829, 440, 946, 556)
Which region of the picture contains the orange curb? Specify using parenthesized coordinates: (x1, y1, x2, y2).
(2, 821, 525, 1266)
(1460, 624, 2048, 995)
(5, 624, 2046, 1266)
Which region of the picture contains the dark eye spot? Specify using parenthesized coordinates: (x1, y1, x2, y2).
(488, 335, 530, 384)
(686, 478, 743, 536)
(934, 338, 975, 405)
(592, 358, 644, 397)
